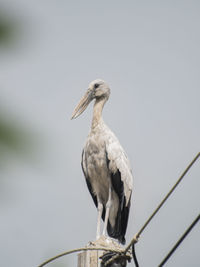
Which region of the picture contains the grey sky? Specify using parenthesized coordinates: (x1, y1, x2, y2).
(0, 1, 200, 266)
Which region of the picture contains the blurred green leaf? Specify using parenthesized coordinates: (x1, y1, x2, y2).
(0, 110, 37, 171)
(0, 10, 22, 48)
(0, 19, 14, 44)
(0, 117, 28, 152)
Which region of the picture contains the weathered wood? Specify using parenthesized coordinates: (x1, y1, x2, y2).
(77, 236, 124, 267)
(78, 248, 104, 267)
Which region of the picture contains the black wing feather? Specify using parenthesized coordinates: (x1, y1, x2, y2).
(106, 155, 131, 244)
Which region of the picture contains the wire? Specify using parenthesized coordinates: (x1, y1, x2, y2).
(38, 246, 123, 267)
(124, 152, 200, 254)
(132, 243, 139, 267)
(158, 213, 200, 267)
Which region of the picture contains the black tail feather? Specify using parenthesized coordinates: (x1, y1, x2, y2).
(107, 196, 131, 245)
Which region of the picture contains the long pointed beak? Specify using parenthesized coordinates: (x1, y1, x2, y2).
(71, 90, 93, 119)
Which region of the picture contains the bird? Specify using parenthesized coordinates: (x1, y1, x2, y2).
(71, 79, 133, 244)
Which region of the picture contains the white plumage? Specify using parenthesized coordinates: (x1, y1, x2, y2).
(72, 79, 133, 244)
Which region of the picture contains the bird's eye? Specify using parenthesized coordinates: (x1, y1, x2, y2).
(94, 83, 99, 89)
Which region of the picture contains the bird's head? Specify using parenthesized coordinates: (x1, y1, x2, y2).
(71, 79, 110, 119)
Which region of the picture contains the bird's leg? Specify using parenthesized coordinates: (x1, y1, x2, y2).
(96, 201, 103, 240)
(102, 185, 112, 236)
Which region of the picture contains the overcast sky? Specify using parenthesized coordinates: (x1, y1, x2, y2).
(0, 1, 200, 267)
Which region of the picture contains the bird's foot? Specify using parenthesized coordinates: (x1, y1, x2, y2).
(89, 235, 110, 247)
(104, 235, 112, 245)
(96, 234, 100, 240)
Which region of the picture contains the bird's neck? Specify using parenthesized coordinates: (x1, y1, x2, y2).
(92, 98, 106, 129)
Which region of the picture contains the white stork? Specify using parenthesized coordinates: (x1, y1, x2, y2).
(71, 79, 133, 244)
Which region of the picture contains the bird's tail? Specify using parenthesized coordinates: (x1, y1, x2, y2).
(107, 208, 125, 244)
(107, 198, 131, 245)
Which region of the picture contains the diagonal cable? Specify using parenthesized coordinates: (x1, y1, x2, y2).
(158, 213, 200, 266)
(124, 152, 200, 254)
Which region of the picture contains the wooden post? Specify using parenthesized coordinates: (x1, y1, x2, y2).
(77, 236, 125, 267)
(78, 247, 104, 267)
